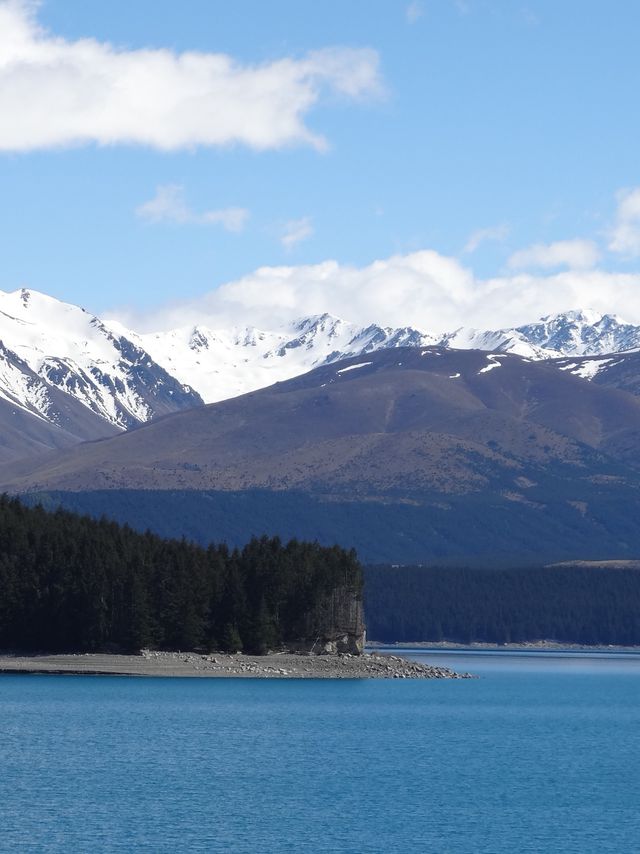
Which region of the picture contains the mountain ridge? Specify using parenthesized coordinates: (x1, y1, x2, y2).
(9, 345, 640, 564)
(3, 286, 640, 461)
(130, 307, 640, 403)
(5, 345, 640, 491)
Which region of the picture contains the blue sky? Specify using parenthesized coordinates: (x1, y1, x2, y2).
(1, 0, 640, 331)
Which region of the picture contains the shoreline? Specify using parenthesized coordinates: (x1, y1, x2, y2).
(368, 640, 640, 652)
(0, 650, 471, 679)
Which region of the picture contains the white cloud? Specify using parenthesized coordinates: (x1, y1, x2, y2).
(112, 249, 640, 335)
(0, 1, 382, 152)
(464, 224, 510, 253)
(609, 187, 640, 257)
(507, 239, 600, 270)
(280, 217, 314, 250)
(136, 185, 249, 232)
(406, 2, 424, 24)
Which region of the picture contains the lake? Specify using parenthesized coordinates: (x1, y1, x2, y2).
(1, 650, 639, 853)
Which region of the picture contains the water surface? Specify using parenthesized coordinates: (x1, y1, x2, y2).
(1, 651, 639, 853)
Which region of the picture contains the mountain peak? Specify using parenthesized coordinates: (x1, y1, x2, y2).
(292, 312, 348, 333)
(555, 308, 604, 325)
(536, 308, 629, 328)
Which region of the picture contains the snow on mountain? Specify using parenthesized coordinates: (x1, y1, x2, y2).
(134, 308, 640, 404)
(509, 310, 640, 357)
(0, 342, 57, 423)
(0, 288, 202, 431)
(444, 310, 640, 360)
(442, 326, 550, 359)
(1, 285, 640, 447)
(135, 313, 439, 403)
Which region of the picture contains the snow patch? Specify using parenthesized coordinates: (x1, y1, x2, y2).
(478, 355, 503, 374)
(336, 361, 373, 374)
(559, 358, 615, 380)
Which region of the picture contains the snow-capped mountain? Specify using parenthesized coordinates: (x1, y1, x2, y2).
(2, 285, 640, 463)
(130, 313, 439, 403)
(0, 288, 202, 432)
(131, 308, 640, 404)
(444, 310, 640, 360)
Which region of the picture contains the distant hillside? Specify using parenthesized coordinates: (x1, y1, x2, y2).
(4, 346, 640, 490)
(11, 345, 640, 563)
(23, 487, 640, 566)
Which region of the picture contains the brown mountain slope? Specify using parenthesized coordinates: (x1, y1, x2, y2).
(0, 382, 119, 464)
(2, 347, 640, 497)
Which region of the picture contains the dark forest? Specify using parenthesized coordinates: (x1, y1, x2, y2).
(0, 496, 362, 654)
(364, 564, 640, 645)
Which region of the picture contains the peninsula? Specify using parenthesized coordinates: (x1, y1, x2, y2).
(0, 650, 469, 679)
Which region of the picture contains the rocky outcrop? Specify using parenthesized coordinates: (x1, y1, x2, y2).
(295, 585, 366, 656)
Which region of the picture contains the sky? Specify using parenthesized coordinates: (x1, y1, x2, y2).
(1, 0, 640, 333)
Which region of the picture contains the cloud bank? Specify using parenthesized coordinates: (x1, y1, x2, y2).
(0, 0, 382, 152)
(113, 249, 640, 334)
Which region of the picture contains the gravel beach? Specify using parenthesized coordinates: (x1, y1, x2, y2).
(0, 650, 471, 679)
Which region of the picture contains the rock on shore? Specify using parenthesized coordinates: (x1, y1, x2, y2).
(0, 651, 472, 679)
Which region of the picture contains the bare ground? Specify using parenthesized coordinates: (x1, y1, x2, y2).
(0, 650, 472, 679)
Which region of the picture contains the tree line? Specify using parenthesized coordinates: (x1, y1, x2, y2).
(364, 564, 640, 645)
(0, 495, 362, 654)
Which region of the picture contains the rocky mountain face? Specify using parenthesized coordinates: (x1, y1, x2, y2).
(444, 309, 640, 359)
(0, 289, 202, 460)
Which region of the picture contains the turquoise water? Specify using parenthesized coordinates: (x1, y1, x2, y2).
(1, 651, 640, 853)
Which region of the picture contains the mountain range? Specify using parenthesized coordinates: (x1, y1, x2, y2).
(5, 345, 640, 564)
(7, 343, 640, 489)
(2, 286, 640, 462)
(3, 286, 640, 563)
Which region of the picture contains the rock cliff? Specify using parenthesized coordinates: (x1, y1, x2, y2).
(296, 585, 366, 655)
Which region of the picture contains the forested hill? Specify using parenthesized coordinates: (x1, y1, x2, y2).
(0, 496, 363, 654)
(364, 564, 640, 646)
(8, 345, 640, 566)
